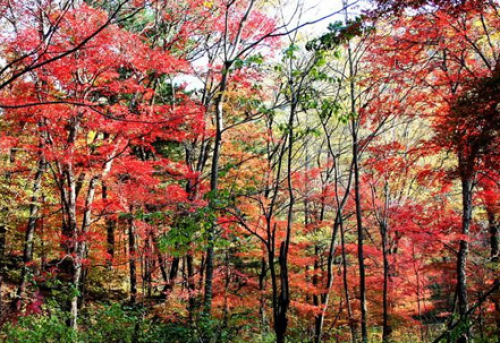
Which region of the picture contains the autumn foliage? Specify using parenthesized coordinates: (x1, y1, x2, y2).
(0, 0, 500, 343)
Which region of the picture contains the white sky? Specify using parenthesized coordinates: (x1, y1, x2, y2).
(182, 0, 369, 90)
(287, 0, 369, 36)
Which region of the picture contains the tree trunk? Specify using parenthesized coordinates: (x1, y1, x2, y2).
(204, 62, 231, 314)
(381, 221, 392, 342)
(275, 242, 290, 343)
(17, 157, 46, 306)
(102, 182, 115, 268)
(341, 219, 357, 343)
(457, 164, 473, 342)
(351, 61, 368, 343)
(259, 256, 267, 327)
(314, 214, 341, 343)
(313, 244, 323, 343)
(274, 85, 297, 343)
(128, 210, 137, 304)
(343, 1, 368, 338)
(69, 176, 97, 331)
(267, 237, 279, 340)
(165, 256, 179, 297)
(0, 224, 4, 318)
(144, 233, 154, 299)
(152, 234, 169, 300)
(186, 251, 197, 322)
(1, 148, 17, 316)
(66, 173, 79, 331)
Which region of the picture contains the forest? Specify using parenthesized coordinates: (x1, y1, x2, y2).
(0, 0, 500, 342)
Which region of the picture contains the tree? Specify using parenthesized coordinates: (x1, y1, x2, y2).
(1, 1, 202, 331)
